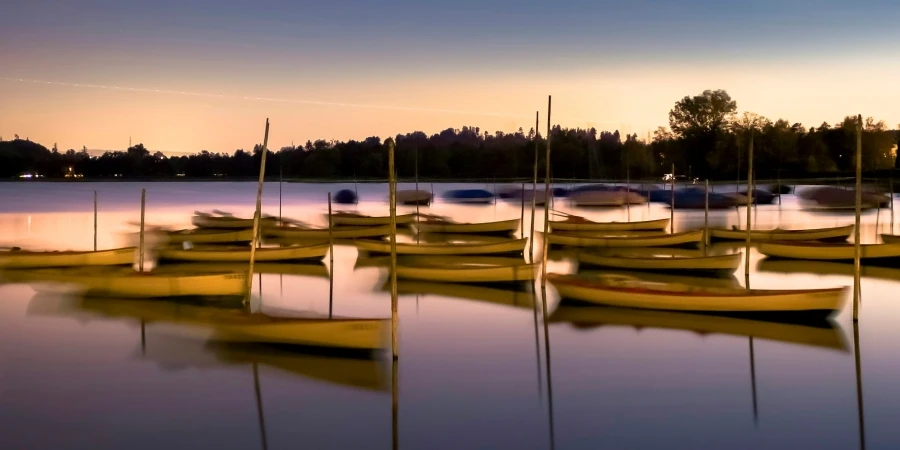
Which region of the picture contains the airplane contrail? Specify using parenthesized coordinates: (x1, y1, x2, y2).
(0, 76, 623, 126)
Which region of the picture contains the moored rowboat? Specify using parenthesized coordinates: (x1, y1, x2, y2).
(0, 247, 135, 268)
(881, 234, 900, 244)
(1, 267, 246, 298)
(394, 262, 536, 283)
(546, 229, 704, 248)
(192, 215, 279, 229)
(709, 225, 853, 242)
(397, 190, 432, 206)
(550, 217, 669, 232)
(578, 252, 741, 274)
(413, 218, 520, 235)
(547, 273, 847, 314)
(166, 228, 254, 244)
(758, 241, 900, 261)
(355, 237, 526, 256)
(330, 212, 416, 226)
(267, 224, 391, 239)
(158, 243, 329, 262)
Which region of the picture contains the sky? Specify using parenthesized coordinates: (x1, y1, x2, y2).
(1, 0, 899, 155)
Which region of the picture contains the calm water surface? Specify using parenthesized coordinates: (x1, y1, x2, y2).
(1, 181, 898, 450)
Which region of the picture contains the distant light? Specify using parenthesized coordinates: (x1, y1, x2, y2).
(19, 174, 32, 179)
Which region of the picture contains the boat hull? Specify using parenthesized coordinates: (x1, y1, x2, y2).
(355, 238, 525, 256)
(267, 224, 391, 239)
(3, 268, 247, 298)
(0, 247, 135, 268)
(758, 241, 900, 261)
(546, 229, 704, 248)
(166, 228, 254, 244)
(394, 264, 536, 283)
(330, 213, 416, 226)
(709, 225, 852, 242)
(550, 217, 669, 232)
(578, 252, 740, 274)
(414, 218, 520, 234)
(158, 244, 329, 262)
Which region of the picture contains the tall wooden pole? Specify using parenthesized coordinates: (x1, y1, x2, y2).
(246, 119, 270, 300)
(853, 114, 862, 321)
(529, 111, 539, 262)
(540, 97, 553, 287)
(670, 164, 675, 234)
(745, 130, 754, 281)
(626, 153, 631, 223)
(93, 190, 98, 251)
(139, 188, 146, 272)
(389, 139, 399, 359)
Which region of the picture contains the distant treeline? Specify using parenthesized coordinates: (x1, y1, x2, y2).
(2, 90, 897, 181)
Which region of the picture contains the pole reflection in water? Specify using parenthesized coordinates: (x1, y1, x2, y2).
(328, 267, 334, 319)
(253, 362, 269, 450)
(749, 337, 758, 427)
(540, 285, 556, 450)
(140, 320, 146, 355)
(854, 321, 866, 450)
(531, 282, 543, 402)
(392, 358, 399, 450)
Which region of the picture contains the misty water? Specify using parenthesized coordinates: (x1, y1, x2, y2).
(1, 181, 897, 450)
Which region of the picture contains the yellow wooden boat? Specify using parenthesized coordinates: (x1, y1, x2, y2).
(549, 216, 670, 232)
(578, 269, 740, 290)
(546, 229, 704, 248)
(547, 273, 847, 314)
(158, 243, 329, 263)
(329, 212, 417, 226)
(0, 247, 135, 268)
(548, 305, 847, 351)
(578, 251, 741, 274)
(70, 297, 389, 350)
(881, 234, 900, 244)
(412, 218, 520, 234)
(192, 214, 279, 229)
(758, 241, 900, 261)
(709, 225, 853, 242)
(391, 280, 535, 309)
(160, 262, 329, 277)
(2, 267, 246, 298)
(355, 237, 525, 256)
(267, 224, 392, 239)
(166, 228, 254, 244)
(758, 259, 900, 282)
(394, 261, 536, 283)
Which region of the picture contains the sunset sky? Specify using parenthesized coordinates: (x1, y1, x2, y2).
(2, 0, 899, 155)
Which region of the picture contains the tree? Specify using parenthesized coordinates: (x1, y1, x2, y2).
(668, 89, 737, 178)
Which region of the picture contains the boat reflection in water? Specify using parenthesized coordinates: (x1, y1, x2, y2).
(386, 279, 536, 310)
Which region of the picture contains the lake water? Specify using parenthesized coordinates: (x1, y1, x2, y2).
(0, 181, 897, 450)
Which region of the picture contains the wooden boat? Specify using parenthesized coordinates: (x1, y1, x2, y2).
(548, 305, 846, 351)
(799, 186, 890, 211)
(2, 267, 246, 298)
(391, 280, 535, 309)
(709, 224, 853, 242)
(758, 259, 900, 282)
(0, 247, 135, 268)
(397, 189, 432, 206)
(329, 212, 416, 226)
(758, 241, 900, 261)
(547, 273, 847, 314)
(356, 254, 525, 269)
(578, 269, 741, 290)
(394, 261, 536, 283)
(165, 228, 254, 244)
(546, 229, 704, 248)
(161, 261, 329, 277)
(881, 234, 900, 244)
(549, 216, 669, 232)
(191, 214, 279, 229)
(158, 243, 329, 263)
(355, 237, 525, 256)
(413, 218, 520, 235)
(69, 297, 388, 350)
(267, 224, 391, 239)
(578, 251, 741, 275)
